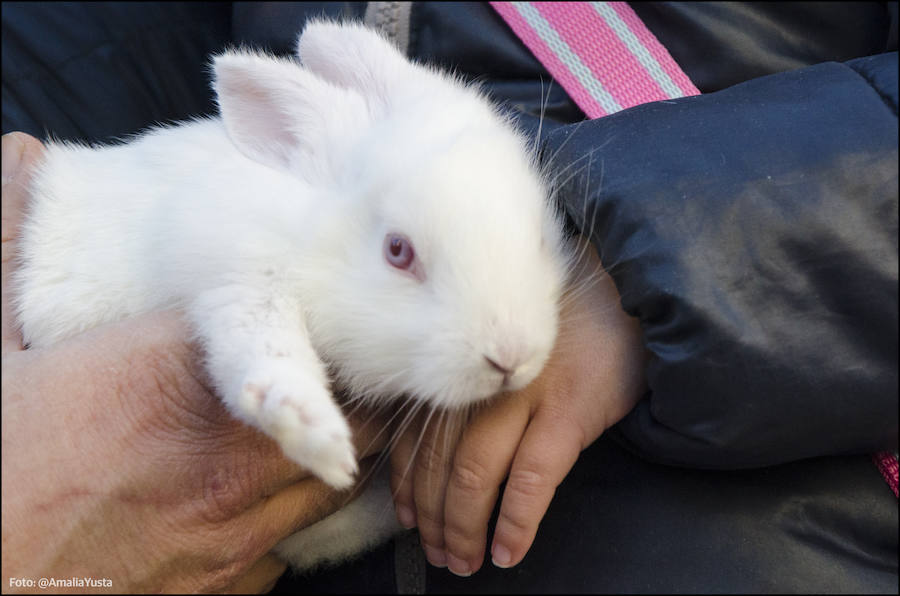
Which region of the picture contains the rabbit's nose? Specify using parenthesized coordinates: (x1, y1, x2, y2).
(484, 355, 514, 377)
(484, 335, 534, 378)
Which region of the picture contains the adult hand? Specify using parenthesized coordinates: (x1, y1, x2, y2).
(1, 132, 388, 593)
(390, 237, 648, 576)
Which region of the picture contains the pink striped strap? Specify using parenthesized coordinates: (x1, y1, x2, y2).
(489, 1, 699, 118)
(490, 1, 899, 499)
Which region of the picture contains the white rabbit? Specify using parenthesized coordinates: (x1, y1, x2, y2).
(13, 20, 571, 570)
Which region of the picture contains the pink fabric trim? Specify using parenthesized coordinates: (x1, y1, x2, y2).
(489, 1, 699, 119)
(606, 2, 700, 97)
(533, 2, 669, 111)
(873, 452, 899, 498)
(490, 2, 607, 116)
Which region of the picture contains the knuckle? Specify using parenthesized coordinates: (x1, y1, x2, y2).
(448, 457, 491, 496)
(413, 440, 451, 477)
(443, 517, 482, 546)
(413, 506, 445, 544)
(497, 508, 534, 535)
(507, 465, 552, 500)
(537, 399, 578, 432)
(196, 465, 255, 524)
(494, 464, 556, 537)
(413, 494, 442, 525)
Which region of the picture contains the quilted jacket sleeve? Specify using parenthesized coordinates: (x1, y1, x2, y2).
(541, 52, 898, 469)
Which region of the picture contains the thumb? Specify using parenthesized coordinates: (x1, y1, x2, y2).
(2, 132, 45, 355)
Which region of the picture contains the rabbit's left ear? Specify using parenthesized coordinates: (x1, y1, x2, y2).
(212, 49, 370, 181)
(295, 19, 415, 107)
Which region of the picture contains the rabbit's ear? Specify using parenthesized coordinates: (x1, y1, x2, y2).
(212, 49, 369, 179)
(295, 19, 410, 105)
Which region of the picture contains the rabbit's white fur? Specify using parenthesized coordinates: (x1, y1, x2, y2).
(13, 20, 570, 570)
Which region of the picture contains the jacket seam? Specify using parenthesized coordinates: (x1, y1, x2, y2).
(843, 60, 899, 118)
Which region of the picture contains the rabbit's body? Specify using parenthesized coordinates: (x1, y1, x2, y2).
(13, 21, 570, 570)
(18, 118, 315, 344)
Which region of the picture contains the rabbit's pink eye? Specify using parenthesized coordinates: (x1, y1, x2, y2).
(384, 233, 415, 270)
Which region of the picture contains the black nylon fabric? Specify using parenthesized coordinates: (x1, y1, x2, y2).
(430, 436, 899, 594)
(629, 2, 897, 94)
(279, 435, 899, 594)
(540, 54, 899, 469)
(1, 1, 232, 143)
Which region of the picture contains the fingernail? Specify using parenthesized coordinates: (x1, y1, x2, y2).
(423, 544, 447, 568)
(396, 504, 416, 529)
(2, 134, 24, 186)
(446, 552, 472, 577)
(492, 542, 513, 568)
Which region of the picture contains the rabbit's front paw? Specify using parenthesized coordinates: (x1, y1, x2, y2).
(239, 360, 357, 489)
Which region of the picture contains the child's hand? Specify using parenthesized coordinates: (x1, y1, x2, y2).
(390, 238, 649, 575)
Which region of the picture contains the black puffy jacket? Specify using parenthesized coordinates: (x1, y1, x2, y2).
(2, 2, 897, 593)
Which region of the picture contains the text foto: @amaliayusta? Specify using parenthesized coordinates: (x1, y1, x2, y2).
(9, 577, 113, 589)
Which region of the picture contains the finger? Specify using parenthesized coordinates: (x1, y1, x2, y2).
(345, 403, 393, 460)
(247, 403, 393, 495)
(389, 405, 422, 531)
(225, 553, 286, 594)
(489, 405, 582, 570)
(411, 406, 466, 568)
(441, 393, 530, 576)
(2, 132, 44, 354)
(201, 410, 391, 518)
(247, 455, 381, 545)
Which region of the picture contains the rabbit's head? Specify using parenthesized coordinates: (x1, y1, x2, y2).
(211, 21, 570, 408)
